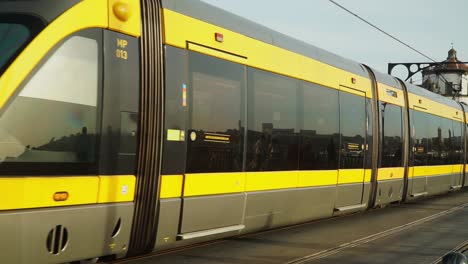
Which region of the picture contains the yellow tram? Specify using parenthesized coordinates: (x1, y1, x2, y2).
(0, 1, 465, 263)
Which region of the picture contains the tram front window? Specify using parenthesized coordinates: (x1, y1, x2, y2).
(0, 32, 100, 174)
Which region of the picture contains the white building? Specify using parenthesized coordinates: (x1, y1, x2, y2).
(422, 48, 468, 104)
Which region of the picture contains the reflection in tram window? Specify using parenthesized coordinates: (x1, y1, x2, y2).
(186, 52, 245, 173)
(452, 121, 463, 164)
(300, 82, 339, 170)
(381, 103, 403, 168)
(0, 36, 98, 168)
(339, 92, 366, 169)
(412, 110, 430, 166)
(440, 117, 452, 165)
(412, 111, 462, 166)
(247, 68, 299, 171)
(426, 114, 441, 166)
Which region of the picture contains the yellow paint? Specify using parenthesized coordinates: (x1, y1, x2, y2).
(163, 9, 372, 98)
(297, 170, 338, 188)
(453, 164, 463, 174)
(97, 175, 136, 203)
(365, 169, 372, 182)
(245, 171, 298, 192)
(412, 165, 461, 177)
(160, 175, 183, 198)
(161, 169, 373, 198)
(378, 83, 405, 107)
(377, 167, 405, 181)
(408, 93, 462, 121)
(0, 177, 99, 210)
(0, 0, 108, 110)
(338, 169, 365, 184)
(184, 173, 245, 196)
(108, 0, 141, 37)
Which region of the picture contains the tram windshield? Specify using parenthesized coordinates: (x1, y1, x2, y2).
(0, 21, 30, 75)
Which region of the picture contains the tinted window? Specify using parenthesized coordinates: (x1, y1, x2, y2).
(0, 35, 99, 171)
(186, 52, 245, 173)
(426, 114, 441, 165)
(247, 68, 299, 171)
(440, 117, 452, 165)
(452, 121, 463, 164)
(412, 110, 447, 166)
(381, 103, 403, 167)
(340, 92, 366, 169)
(0, 23, 29, 72)
(412, 110, 429, 166)
(300, 82, 339, 170)
(161, 46, 188, 175)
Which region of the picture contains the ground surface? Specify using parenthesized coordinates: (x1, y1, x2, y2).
(114, 190, 468, 264)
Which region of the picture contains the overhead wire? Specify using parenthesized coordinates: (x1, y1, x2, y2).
(328, 0, 455, 88)
(328, 0, 436, 63)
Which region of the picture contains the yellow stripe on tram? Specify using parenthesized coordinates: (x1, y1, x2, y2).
(97, 175, 136, 203)
(0, 177, 99, 210)
(244, 171, 298, 192)
(159, 169, 371, 198)
(411, 165, 459, 178)
(377, 167, 405, 181)
(377, 83, 405, 107)
(338, 169, 366, 184)
(162, 8, 373, 98)
(408, 93, 462, 122)
(0, 175, 136, 211)
(160, 175, 184, 199)
(183, 173, 245, 197)
(297, 170, 338, 188)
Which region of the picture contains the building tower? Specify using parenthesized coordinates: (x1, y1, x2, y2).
(422, 48, 468, 103)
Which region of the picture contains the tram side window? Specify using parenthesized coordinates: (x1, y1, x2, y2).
(452, 121, 463, 164)
(300, 82, 339, 170)
(0, 35, 99, 169)
(412, 110, 428, 166)
(247, 68, 299, 171)
(381, 103, 403, 167)
(186, 52, 245, 173)
(440, 117, 453, 165)
(426, 114, 442, 165)
(339, 92, 366, 169)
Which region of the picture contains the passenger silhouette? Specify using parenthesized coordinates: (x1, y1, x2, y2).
(76, 126, 90, 162)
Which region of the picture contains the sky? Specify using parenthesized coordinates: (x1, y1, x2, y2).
(200, 0, 468, 83)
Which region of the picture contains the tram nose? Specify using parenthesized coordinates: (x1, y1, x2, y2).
(442, 252, 468, 264)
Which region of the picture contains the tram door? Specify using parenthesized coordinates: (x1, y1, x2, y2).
(335, 90, 367, 211)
